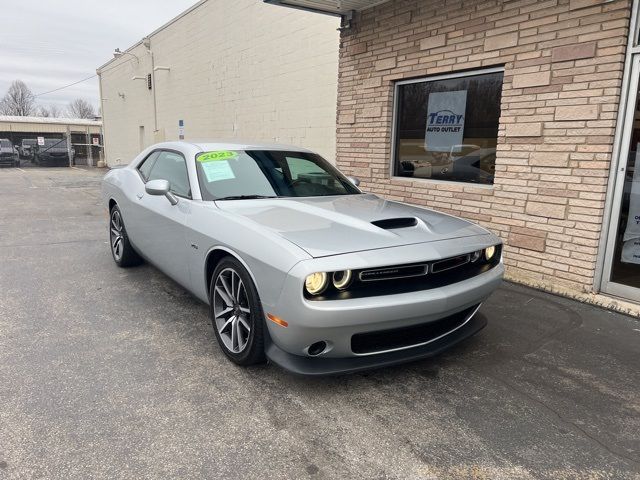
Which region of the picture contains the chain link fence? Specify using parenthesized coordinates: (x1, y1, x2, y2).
(0, 130, 103, 168)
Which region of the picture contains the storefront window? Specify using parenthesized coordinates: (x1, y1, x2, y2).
(609, 95, 640, 290)
(393, 69, 504, 185)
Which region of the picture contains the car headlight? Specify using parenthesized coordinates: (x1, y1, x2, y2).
(485, 245, 496, 261)
(305, 272, 328, 295)
(332, 270, 352, 290)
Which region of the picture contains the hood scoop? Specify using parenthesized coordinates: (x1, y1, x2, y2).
(371, 217, 418, 230)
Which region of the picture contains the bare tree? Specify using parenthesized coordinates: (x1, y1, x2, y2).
(38, 104, 62, 118)
(0, 80, 36, 116)
(67, 98, 96, 119)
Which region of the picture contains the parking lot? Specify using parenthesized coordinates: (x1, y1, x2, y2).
(0, 167, 638, 479)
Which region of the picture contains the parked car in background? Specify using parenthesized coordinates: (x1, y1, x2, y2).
(19, 138, 37, 160)
(446, 147, 496, 185)
(35, 138, 71, 167)
(0, 138, 19, 167)
(102, 141, 503, 375)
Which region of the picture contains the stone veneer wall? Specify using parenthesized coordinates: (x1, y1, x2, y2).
(336, 0, 632, 296)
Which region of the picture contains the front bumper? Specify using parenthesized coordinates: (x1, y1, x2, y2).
(263, 235, 503, 374)
(266, 309, 487, 375)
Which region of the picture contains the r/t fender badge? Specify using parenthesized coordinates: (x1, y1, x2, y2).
(190, 242, 199, 250)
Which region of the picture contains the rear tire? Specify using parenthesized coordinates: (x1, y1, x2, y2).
(109, 204, 142, 267)
(209, 257, 266, 366)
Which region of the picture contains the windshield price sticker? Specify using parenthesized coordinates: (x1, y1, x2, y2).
(200, 159, 236, 183)
(198, 151, 239, 163)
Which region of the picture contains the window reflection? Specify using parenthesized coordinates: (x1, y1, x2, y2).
(393, 71, 504, 185)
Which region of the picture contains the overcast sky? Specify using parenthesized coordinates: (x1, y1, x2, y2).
(0, 0, 198, 113)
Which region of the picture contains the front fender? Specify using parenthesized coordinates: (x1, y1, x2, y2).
(186, 201, 311, 306)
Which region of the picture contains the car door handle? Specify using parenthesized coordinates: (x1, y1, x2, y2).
(136, 192, 144, 200)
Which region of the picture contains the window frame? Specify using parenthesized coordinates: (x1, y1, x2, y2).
(389, 66, 505, 189)
(135, 148, 193, 199)
(136, 150, 160, 182)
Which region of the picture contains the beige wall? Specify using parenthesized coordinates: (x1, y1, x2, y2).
(336, 0, 631, 297)
(98, 0, 339, 166)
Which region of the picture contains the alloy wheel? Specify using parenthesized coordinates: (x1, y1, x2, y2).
(110, 210, 124, 262)
(213, 268, 251, 353)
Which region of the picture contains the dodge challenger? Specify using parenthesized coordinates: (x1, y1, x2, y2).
(102, 141, 503, 375)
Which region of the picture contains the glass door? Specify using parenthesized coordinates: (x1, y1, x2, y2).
(602, 56, 640, 301)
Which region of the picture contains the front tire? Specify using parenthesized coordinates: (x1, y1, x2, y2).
(209, 258, 266, 366)
(109, 205, 142, 267)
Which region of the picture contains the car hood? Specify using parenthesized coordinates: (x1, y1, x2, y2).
(216, 194, 490, 258)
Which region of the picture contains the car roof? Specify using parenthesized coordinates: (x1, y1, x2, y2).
(151, 140, 315, 154)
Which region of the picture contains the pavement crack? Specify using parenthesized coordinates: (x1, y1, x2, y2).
(473, 366, 640, 468)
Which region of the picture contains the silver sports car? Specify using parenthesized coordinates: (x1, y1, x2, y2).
(102, 141, 503, 375)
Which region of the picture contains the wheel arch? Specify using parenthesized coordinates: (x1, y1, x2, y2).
(204, 246, 260, 301)
(108, 198, 117, 211)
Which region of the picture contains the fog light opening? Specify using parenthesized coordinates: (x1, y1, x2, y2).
(307, 341, 327, 357)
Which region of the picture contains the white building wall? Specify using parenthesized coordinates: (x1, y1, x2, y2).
(98, 0, 339, 166)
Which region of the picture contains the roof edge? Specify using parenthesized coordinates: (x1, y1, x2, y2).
(97, 0, 209, 73)
(263, 0, 343, 17)
(263, 0, 390, 16)
(0, 115, 102, 126)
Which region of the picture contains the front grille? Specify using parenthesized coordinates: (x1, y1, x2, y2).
(351, 304, 479, 355)
(431, 254, 470, 273)
(306, 244, 502, 301)
(360, 264, 427, 281)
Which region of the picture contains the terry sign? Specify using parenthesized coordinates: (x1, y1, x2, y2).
(425, 90, 467, 152)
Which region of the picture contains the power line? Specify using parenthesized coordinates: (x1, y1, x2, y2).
(34, 74, 97, 97)
(33, 55, 138, 98)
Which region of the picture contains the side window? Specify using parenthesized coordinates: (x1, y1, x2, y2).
(147, 151, 191, 198)
(285, 155, 349, 194)
(138, 151, 159, 181)
(286, 156, 326, 180)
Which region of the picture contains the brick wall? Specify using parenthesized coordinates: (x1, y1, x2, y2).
(337, 0, 631, 295)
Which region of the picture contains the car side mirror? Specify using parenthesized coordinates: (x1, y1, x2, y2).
(347, 176, 360, 187)
(145, 179, 178, 205)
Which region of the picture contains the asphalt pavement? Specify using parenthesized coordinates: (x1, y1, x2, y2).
(0, 167, 639, 479)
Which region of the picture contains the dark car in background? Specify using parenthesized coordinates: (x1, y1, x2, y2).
(447, 147, 496, 184)
(0, 138, 19, 167)
(19, 138, 37, 160)
(397, 145, 496, 185)
(35, 138, 71, 167)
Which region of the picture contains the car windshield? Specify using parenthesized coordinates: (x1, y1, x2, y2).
(195, 150, 361, 200)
